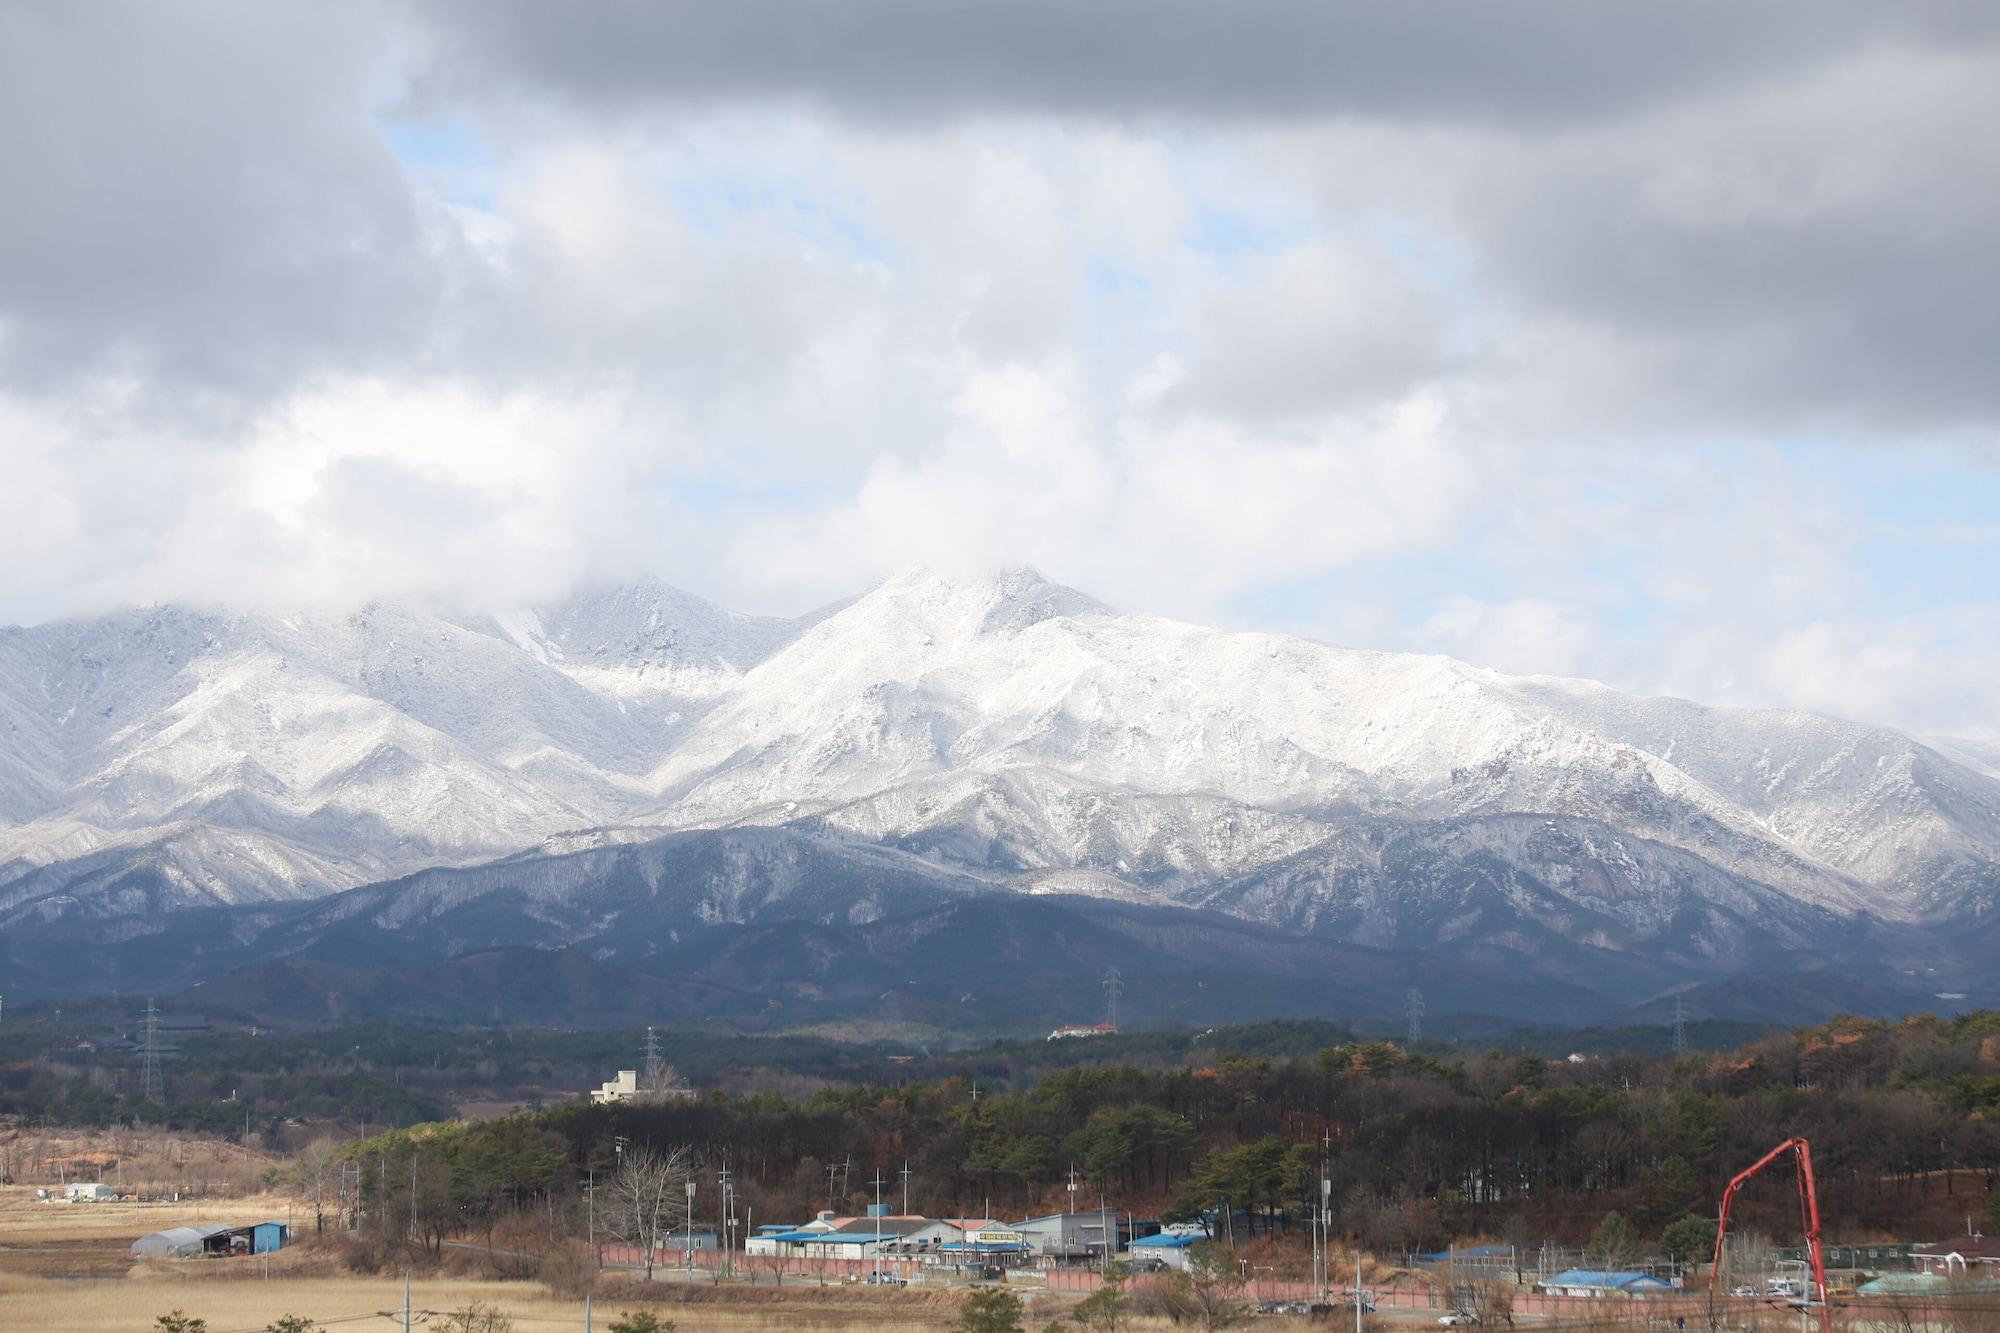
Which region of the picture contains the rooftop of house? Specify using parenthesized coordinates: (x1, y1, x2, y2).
(1913, 1237, 2000, 1260)
(1133, 1233, 1200, 1249)
(1545, 1270, 1672, 1289)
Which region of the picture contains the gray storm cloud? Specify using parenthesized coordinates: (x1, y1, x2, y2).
(0, 2, 1995, 737)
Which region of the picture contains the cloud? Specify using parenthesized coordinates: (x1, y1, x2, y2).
(1419, 597, 1599, 680)
(411, 2, 1998, 127)
(0, 3, 442, 417)
(1, 4, 1997, 739)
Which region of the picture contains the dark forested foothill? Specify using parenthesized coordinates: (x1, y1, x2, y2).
(297, 1014, 2000, 1265)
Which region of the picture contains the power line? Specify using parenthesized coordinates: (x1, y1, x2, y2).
(1102, 967, 1123, 1033)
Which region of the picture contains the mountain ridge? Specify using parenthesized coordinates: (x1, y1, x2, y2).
(3, 566, 1996, 1018)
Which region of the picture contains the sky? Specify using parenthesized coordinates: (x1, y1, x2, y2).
(0, 3, 1995, 739)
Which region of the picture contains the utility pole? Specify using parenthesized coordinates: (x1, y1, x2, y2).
(872, 1169, 886, 1217)
(1066, 1163, 1080, 1215)
(1317, 1129, 1335, 1299)
(402, 1270, 412, 1333)
(719, 1161, 735, 1275)
(900, 1160, 912, 1217)
(1405, 989, 1424, 1046)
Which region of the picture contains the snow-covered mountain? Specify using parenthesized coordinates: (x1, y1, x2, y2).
(3, 567, 1997, 1000)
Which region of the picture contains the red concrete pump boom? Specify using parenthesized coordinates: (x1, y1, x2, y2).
(1712, 1136, 1831, 1333)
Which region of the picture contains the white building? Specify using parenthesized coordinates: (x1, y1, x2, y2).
(591, 1070, 640, 1103)
(65, 1182, 118, 1202)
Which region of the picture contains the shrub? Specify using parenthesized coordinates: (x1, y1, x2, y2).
(608, 1312, 676, 1333)
(956, 1285, 1027, 1333)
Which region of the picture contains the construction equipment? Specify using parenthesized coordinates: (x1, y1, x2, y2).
(1712, 1136, 1831, 1333)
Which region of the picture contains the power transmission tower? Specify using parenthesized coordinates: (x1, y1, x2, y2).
(1405, 989, 1424, 1046)
(140, 998, 163, 1102)
(642, 1025, 667, 1094)
(1102, 967, 1123, 1033)
(1672, 995, 1688, 1056)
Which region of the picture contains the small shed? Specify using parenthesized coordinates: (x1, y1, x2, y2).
(251, 1221, 289, 1254)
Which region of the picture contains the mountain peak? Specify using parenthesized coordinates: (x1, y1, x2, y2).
(859, 564, 1109, 638)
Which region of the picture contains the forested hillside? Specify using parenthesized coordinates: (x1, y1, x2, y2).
(309, 1014, 2000, 1264)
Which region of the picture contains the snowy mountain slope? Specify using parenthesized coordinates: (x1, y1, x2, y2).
(0, 584, 817, 911)
(2, 566, 1997, 1004)
(640, 569, 1993, 917)
(1930, 735, 2000, 781)
(459, 575, 827, 705)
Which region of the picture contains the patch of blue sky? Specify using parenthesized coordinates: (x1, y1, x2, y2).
(378, 113, 498, 210)
(669, 473, 835, 514)
(1226, 538, 1520, 634)
(1180, 202, 1314, 266)
(1369, 214, 1476, 298)
(1782, 441, 2000, 615)
(1085, 255, 1149, 295)
(662, 175, 894, 267)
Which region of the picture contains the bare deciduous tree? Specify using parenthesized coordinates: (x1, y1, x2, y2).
(607, 1144, 694, 1280)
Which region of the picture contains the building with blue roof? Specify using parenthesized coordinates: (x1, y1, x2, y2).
(1541, 1270, 1674, 1298)
(1130, 1232, 1202, 1272)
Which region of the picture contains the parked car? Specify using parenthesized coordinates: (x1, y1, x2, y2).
(1730, 1285, 1758, 1298)
(1440, 1311, 1482, 1326)
(865, 1270, 907, 1286)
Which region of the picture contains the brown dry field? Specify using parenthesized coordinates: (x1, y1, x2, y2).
(0, 1271, 1044, 1332)
(0, 1184, 1332, 1331)
(0, 1185, 1035, 1331)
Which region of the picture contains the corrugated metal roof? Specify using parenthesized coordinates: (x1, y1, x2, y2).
(1546, 1270, 1670, 1289)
